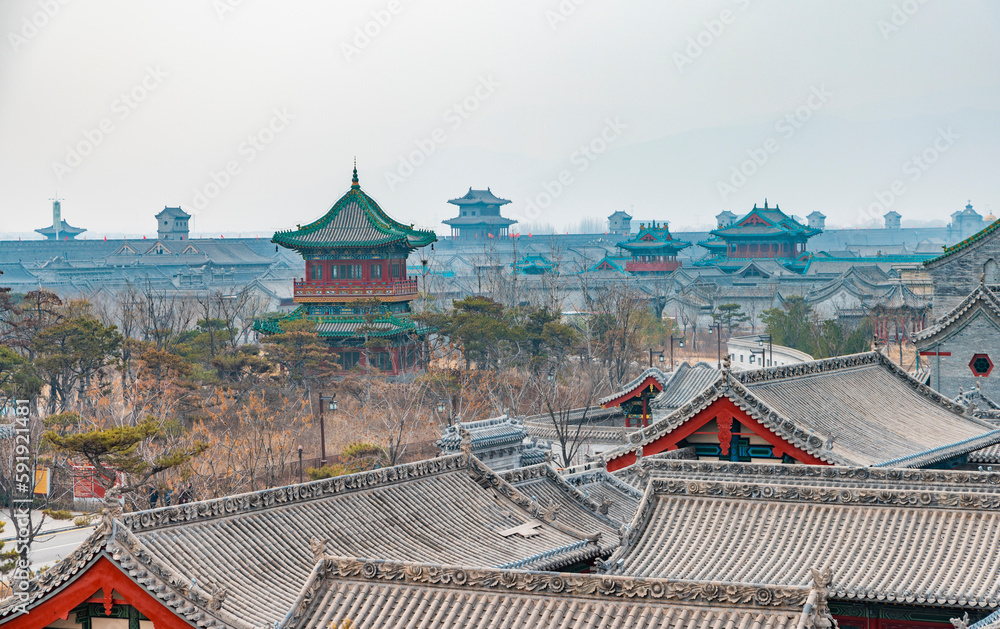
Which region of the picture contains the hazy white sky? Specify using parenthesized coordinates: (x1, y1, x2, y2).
(1, 0, 998, 237)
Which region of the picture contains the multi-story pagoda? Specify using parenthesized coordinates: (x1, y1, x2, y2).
(617, 221, 690, 275)
(697, 200, 819, 269)
(254, 167, 436, 376)
(442, 188, 516, 240)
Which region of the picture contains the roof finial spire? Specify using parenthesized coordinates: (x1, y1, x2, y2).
(351, 158, 360, 189)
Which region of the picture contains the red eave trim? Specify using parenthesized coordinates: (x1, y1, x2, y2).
(606, 396, 830, 471)
(2, 556, 195, 629)
(919, 351, 951, 356)
(601, 376, 663, 409)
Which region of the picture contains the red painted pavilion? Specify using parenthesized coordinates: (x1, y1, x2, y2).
(254, 167, 436, 376)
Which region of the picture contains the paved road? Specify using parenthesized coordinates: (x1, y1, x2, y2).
(25, 526, 95, 569)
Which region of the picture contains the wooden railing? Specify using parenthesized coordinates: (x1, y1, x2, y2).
(293, 278, 418, 299)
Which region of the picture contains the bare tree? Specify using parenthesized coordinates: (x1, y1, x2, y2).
(592, 282, 647, 390)
(531, 357, 607, 467)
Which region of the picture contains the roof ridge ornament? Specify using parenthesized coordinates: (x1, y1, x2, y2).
(798, 566, 836, 629)
(351, 159, 360, 189)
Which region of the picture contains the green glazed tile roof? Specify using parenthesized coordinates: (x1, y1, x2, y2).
(253, 307, 426, 339)
(272, 169, 436, 252)
(617, 222, 691, 254)
(710, 203, 821, 240)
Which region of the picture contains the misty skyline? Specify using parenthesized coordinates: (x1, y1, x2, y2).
(1, 0, 998, 238)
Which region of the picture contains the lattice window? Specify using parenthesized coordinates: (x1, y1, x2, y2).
(971, 354, 994, 377)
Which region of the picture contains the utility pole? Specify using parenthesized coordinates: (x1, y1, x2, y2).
(297, 445, 303, 483)
(317, 393, 337, 466)
(708, 322, 723, 369)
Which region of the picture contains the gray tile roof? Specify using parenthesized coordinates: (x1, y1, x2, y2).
(561, 468, 645, 524)
(447, 188, 512, 206)
(1, 454, 614, 627)
(500, 464, 626, 534)
(288, 556, 817, 629)
(438, 416, 526, 450)
(597, 367, 669, 406)
(602, 352, 1000, 468)
(606, 460, 1000, 610)
(650, 362, 720, 412)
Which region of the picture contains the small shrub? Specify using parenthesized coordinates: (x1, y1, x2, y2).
(306, 464, 346, 481)
(42, 509, 72, 521)
(73, 515, 93, 527)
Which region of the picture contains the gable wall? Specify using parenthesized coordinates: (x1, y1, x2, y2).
(919, 310, 1000, 401)
(927, 233, 1000, 318)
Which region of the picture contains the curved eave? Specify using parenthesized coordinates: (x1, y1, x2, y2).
(708, 229, 817, 240)
(271, 234, 421, 253)
(442, 217, 517, 227)
(35, 225, 87, 235)
(617, 240, 691, 253)
(272, 187, 436, 253)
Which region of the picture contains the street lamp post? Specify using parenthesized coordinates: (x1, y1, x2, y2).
(436, 398, 454, 426)
(297, 445, 303, 484)
(669, 335, 684, 370)
(648, 349, 666, 368)
(707, 322, 723, 369)
(317, 393, 336, 466)
(758, 334, 773, 367)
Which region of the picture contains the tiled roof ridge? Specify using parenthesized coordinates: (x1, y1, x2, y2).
(733, 351, 880, 384)
(736, 350, 969, 416)
(913, 283, 1000, 342)
(925, 216, 1000, 266)
(0, 523, 247, 628)
(119, 454, 467, 533)
(873, 429, 1000, 468)
(467, 456, 609, 545)
(563, 469, 646, 502)
(599, 375, 846, 467)
(608, 479, 659, 569)
(597, 367, 668, 406)
(283, 555, 813, 628)
(496, 539, 597, 570)
(500, 464, 622, 528)
(621, 459, 1000, 490)
(648, 476, 1000, 512)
